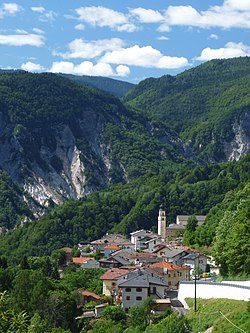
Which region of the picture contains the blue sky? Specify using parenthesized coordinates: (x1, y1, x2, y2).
(1, 0, 250, 82)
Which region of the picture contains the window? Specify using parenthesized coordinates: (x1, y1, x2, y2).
(179, 272, 182, 276)
(111, 282, 116, 287)
(168, 274, 171, 278)
(125, 288, 131, 292)
(126, 296, 130, 300)
(136, 288, 142, 292)
(136, 296, 142, 301)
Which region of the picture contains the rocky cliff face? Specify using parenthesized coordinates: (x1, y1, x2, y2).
(224, 111, 250, 161)
(0, 72, 187, 208)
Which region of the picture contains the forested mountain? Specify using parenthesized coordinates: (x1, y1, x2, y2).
(59, 74, 134, 97)
(0, 59, 249, 276)
(124, 57, 250, 162)
(0, 71, 188, 211)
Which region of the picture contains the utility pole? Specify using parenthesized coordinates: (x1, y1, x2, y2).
(194, 253, 200, 312)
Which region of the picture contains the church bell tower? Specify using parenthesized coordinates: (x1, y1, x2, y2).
(158, 206, 166, 241)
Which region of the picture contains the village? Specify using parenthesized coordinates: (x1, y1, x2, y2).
(61, 208, 218, 319)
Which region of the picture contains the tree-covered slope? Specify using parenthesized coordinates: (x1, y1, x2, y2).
(124, 57, 250, 162)
(0, 71, 187, 209)
(59, 73, 135, 97)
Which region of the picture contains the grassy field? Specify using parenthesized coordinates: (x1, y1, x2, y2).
(186, 298, 250, 333)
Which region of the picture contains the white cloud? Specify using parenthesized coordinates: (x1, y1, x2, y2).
(31, 6, 45, 13)
(224, 0, 250, 11)
(74, 23, 84, 31)
(161, 1, 250, 30)
(50, 61, 130, 77)
(0, 2, 22, 18)
(157, 36, 170, 41)
(32, 6, 57, 24)
(157, 23, 171, 33)
(101, 45, 189, 69)
(16, 29, 28, 34)
(33, 28, 45, 34)
(116, 65, 130, 77)
(0, 34, 44, 46)
(75, 6, 136, 32)
(195, 42, 250, 61)
(54, 38, 124, 60)
(129, 7, 164, 23)
(209, 34, 219, 40)
(21, 61, 45, 71)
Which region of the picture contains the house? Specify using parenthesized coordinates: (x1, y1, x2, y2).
(166, 223, 185, 239)
(91, 234, 133, 253)
(77, 289, 101, 306)
(72, 257, 99, 268)
(100, 268, 131, 296)
(176, 215, 206, 227)
(117, 270, 168, 312)
(103, 244, 121, 258)
(130, 230, 158, 250)
(72, 257, 95, 264)
(81, 259, 100, 269)
(162, 249, 190, 266)
(152, 244, 172, 257)
(150, 261, 191, 289)
(152, 246, 189, 265)
(110, 248, 159, 266)
(182, 252, 208, 273)
(99, 254, 130, 269)
(144, 237, 162, 252)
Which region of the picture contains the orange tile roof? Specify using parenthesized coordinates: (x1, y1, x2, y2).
(150, 261, 190, 271)
(79, 289, 101, 299)
(103, 244, 121, 250)
(73, 257, 94, 264)
(100, 268, 130, 280)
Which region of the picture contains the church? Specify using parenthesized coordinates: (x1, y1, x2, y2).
(157, 207, 206, 240)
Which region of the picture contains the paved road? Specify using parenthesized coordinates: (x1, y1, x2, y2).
(171, 299, 188, 315)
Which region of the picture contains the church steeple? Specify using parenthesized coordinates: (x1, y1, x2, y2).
(158, 206, 166, 241)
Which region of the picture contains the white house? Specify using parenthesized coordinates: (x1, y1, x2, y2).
(117, 270, 167, 312)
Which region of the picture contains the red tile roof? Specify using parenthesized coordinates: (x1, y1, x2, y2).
(78, 289, 101, 299)
(150, 261, 190, 271)
(100, 268, 130, 280)
(73, 257, 94, 264)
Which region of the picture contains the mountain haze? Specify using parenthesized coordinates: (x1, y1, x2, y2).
(59, 74, 135, 97)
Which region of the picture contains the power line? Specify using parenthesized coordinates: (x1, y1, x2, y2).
(196, 309, 246, 333)
(219, 311, 247, 333)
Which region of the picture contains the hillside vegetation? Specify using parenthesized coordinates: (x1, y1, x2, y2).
(186, 298, 250, 333)
(124, 57, 250, 161)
